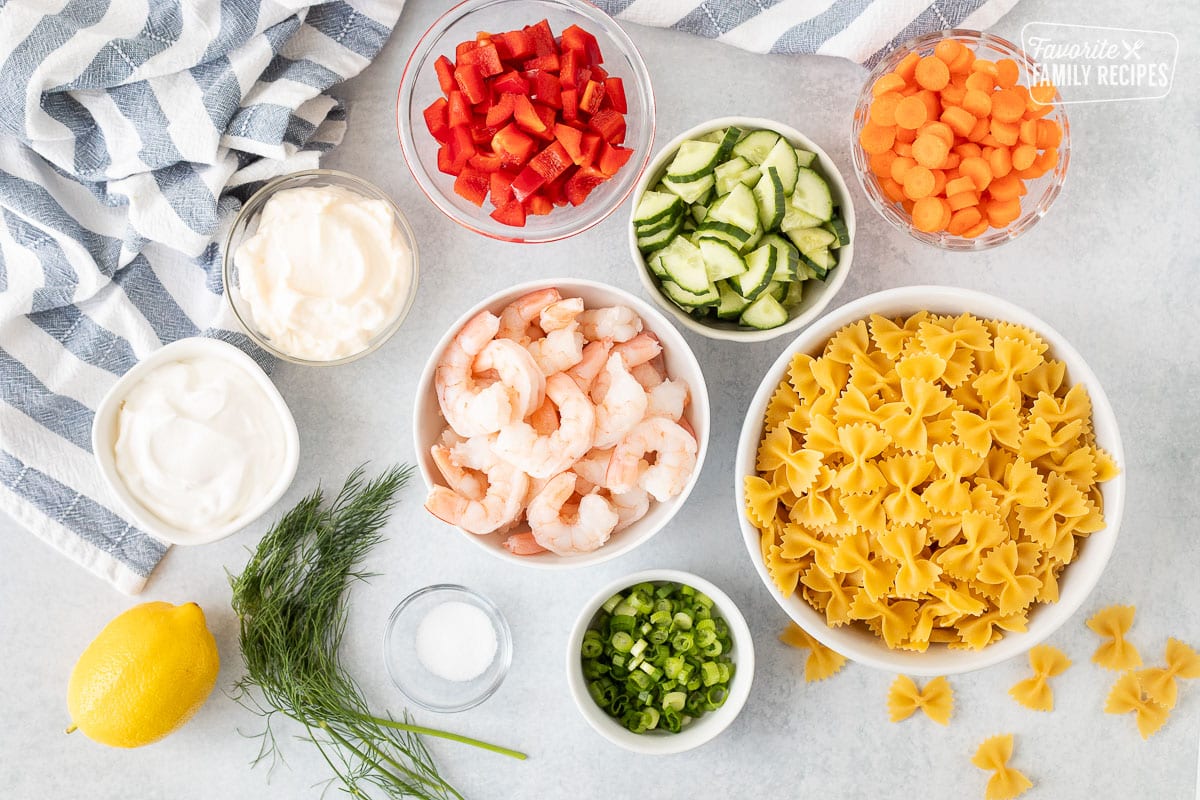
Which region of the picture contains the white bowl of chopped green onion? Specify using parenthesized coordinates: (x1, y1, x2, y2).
(628, 117, 855, 342)
(566, 569, 754, 754)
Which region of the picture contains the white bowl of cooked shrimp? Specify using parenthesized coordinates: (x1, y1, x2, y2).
(414, 278, 710, 568)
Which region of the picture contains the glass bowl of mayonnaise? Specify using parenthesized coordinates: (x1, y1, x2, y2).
(224, 169, 420, 366)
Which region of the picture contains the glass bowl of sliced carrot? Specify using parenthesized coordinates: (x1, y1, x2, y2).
(851, 30, 1069, 250)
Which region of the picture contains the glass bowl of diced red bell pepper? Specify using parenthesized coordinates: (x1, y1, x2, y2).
(397, 0, 655, 243)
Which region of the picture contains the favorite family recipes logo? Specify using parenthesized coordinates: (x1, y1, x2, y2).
(1020, 23, 1178, 103)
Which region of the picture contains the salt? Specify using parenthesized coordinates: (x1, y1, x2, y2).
(414, 600, 498, 682)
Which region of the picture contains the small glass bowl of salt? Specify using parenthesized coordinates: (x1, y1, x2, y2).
(384, 585, 512, 712)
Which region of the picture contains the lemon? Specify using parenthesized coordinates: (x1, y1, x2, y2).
(67, 601, 220, 748)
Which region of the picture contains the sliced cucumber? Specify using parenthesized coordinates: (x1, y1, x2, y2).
(698, 238, 746, 282)
(786, 225, 836, 256)
(714, 126, 742, 163)
(782, 204, 824, 231)
(759, 138, 799, 195)
(825, 213, 850, 248)
(753, 166, 786, 232)
(783, 278, 805, 308)
(734, 243, 776, 301)
(637, 218, 682, 253)
(660, 173, 716, 205)
(633, 191, 684, 229)
(714, 156, 750, 196)
(794, 148, 817, 168)
(661, 280, 719, 308)
(658, 236, 709, 294)
(791, 167, 833, 221)
(708, 183, 759, 234)
(715, 281, 752, 320)
(765, 280, 787, 303)
(666, 140, 722, 181)
(740, 293, 789, 330)
(737, 165, 763, 188)
(761, 234, 801, 282)
(800, 247, 836, 280)
(647, 250, 668, 279)
(732, 129, 781, 165)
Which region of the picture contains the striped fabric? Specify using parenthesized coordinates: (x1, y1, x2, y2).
(593, 0, 1019, 65)
(0, 0, 402, 594)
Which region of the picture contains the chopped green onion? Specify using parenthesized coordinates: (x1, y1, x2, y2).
(630, 638, 648, 658)
(601, 593, 624, 614)
(611, 631, 634, 653)
(672, 611, 693, 630)
(581, 637, 603, 659)
(610, 614, 636, 633)
(663, 691, 686, 711)
(650, 610, 672, 626)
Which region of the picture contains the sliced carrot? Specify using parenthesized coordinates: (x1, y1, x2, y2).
(1019, 119, 1038, 145)
(930, 168, 947, 197)
(995, 58, 1020, 89)
(896, 125, 918, 144)
(938, 198, 953, 230)
(979, 134, 1002, 148)
(947, 206, 983, 235)
(966, 115, 990, 142)
(901, 198, 916, 215)
(915, 56, 950, 91)
(1010, 144, 1037, 171)
(894, 95, 929, 130)
(869, 149, 898, 177)
(990, 119, 1019, 146)
(962, 89, 992, 118)
(991, 88, 1026, 123)
(959, 156, 992, 191)
(895, 51, 922, 83)
(920, 121, 955, 146)
(894, 139, 914, 156)
(1034, 147, 1059, 171)
(872, 72, 907, 97)
(901, 164, 935, 199)
(941, 105, 975, 137)
(945, 176, 976, 196)
(911, 195, 945, 232)
(962, 220, 990, 238)
(912, 133, 950, 168)
(971, 58, 999, 76)
(901, 83, 922, 96)
(953, 142, 983, 159)
(984, 197, 1022, 227)
(987, 146, 1012, 179)
(940, 83, 967, 107)
(986, 174, 1024, 201)
(1014, 164, 1048, 180)
(1029, 81, 1057, 106)
(880, 177, 906, 203)
(948, 46, 975, 75)
(859, 121, 896, 154)
(964, 71, 995, 93)
(947, 190, 979, 211)
(870, 91, 904, 126)
(934, 39, 964, 65)
(1035, 119, 1062, 149)
(889, 156, 917, 183)
(942, 151, 961, 170)
(917, 89, 942, 122)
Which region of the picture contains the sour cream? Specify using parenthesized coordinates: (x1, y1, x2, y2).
(112, 356, 288, 533)
(234, 184, 413, 362)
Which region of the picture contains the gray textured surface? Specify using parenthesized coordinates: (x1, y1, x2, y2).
(4, 0, 1199, 797)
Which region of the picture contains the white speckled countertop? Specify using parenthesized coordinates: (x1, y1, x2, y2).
(4, 0, 1199, 797)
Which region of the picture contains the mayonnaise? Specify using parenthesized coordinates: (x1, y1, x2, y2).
(234, 184, 413, 362)
(113, 356, 288, 533)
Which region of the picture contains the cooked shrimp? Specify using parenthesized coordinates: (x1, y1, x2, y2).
(435, 311, 516, 437)
(608, 487, 650, 532)
(631, 361, 665, 390)
(473, 338, 545, 422)
(572, 447, 613, 490)
(527, 473, 619, 555)
(606, 417, 698, 501)
(611, 332, 661, 367)
(593, 354, 648, 449)
(646, 379, 690, 422)
(449, 432, 501, 471)
(539, 297, 585, 332)
(566, 339, 612, 392)
(425, 459, 529, 535)
(431, 444, 485, 501)
(527, 398, 559, 435)
(526, 326, 585, 375)
(493, 372, 596, 478)
(578, 306, 642, 343)
(497, 288, 561, 343)
(503, 530, 549, 556)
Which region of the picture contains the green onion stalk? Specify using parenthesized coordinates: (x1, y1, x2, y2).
(229, 465, 525, 800)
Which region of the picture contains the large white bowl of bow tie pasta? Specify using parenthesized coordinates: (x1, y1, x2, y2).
(735, 285, 1125, 674)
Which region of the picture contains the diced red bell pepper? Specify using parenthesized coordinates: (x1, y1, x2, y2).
(455, 40, 479, 61)
(543, 170, 570, 206)
(470, 124, 498, 145)
(453, 165, 490, 206)
(434, 56, 456, 95)
(527, 193, 554, 216)
(454, 63, 487, 104)
(529, 141, 572, 182)
(525, 19, 558, 56)
(523, 53, 560, 73)
(579, 80, 605, 116)
(492, 123, 537, 168)
(554, 123, 584, 164)
(590, 65, 609, 82)
(436, 145, 455, 175)
(513, 94, 547, 135)
(511, 165, 546, 201)
(579, 133, 603, 167)
(461, 41, 503, 77)
(531, 103, 557, 140)
(446, 125, 475, 172)
(447, 90, 472, 129)
(565, 165, 609, 206)
(528, 70, 562, 109)
(469, 151, 504, 172)
(561, 24, 602, 65)
(490, 198, 526, 227)
(598, 141, 633, 176)
(561, 88, 578, 122)
(490, 170, 517, 207)
(589, 108, 626, 144)
(485, 93, 517, 127)
(495, 29, 534, 61)
(476, 31, 493, 43)
(559, 49, 581, 89)
(492, 69, 529, 95)
(423, 97, 449, 143)
(604, 77, 627, 114)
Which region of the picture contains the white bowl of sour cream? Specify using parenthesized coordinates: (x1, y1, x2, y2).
(92, 337, 300, 546)
(223, 169, 419, 366)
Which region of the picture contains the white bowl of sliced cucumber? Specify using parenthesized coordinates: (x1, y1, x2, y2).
(629, 117, 854, 342)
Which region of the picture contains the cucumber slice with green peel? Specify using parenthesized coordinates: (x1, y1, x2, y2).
(732, 129, 782, 165)
(666, 140, 722, 181)
(636, 208, 685, 237)
(734, 243, 776, 300)
(786, 225, 836, 256)
(708, 183, 759, 234)
(765, 279, 787, 303)
(799, 247, 836, 280)
(784, 278, 805, 308)
(761, 233, 800, 282)
(637, 218, 682, 253)
(689, 204, 708, 224)
(647, 250, 669, 279)
(790, 167, 833, 221)
(714, 156, 751, 196)
(696, 130, 725, 144)
(737, 165, 763, 188)
(660, 173, 716, 205)
(696, 220, 751, 243)
(715, 281, 752, 320)
(661, 280, 719, 308)
(714, 126, 742, 163)
(658, 236, 710, 294)
(739, 293, 789, 330)
(759, 139, 800, 196)
(633, 191, 684, 229)
(753, 166, 786, 231)
(698, 238, 746, 282)
(738, 226, 763, 255)
(793, 148, 817, 168)
(782, 204, 825, 231)
(825, 214, 850, 248)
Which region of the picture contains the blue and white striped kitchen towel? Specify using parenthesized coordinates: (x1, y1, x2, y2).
(0, 0, 402, 594)
(594, 0, 1019, 64)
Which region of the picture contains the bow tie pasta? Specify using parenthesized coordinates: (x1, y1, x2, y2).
(745, 312, 1119, 652)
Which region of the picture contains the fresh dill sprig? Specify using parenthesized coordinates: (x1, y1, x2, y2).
(229, 464, 525, 800)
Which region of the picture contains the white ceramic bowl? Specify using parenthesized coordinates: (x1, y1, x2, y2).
(565, 569, 755, 754)
(92, 337, 300, 546)
(413, 278, 710, 568)
(629, 116, 855, 343)
(735, 286, 1126, 675)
